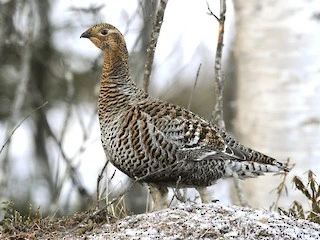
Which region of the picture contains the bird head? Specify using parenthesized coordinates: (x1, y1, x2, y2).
(80, 23, 127, 55)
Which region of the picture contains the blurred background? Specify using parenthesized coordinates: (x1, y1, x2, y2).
(0, 0, 319, 217)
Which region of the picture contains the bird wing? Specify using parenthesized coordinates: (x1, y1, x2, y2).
(135, 100, 250, 162)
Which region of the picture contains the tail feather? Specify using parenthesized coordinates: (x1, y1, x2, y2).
(217, 127, 290, 173)
(225, 160, 288, 179)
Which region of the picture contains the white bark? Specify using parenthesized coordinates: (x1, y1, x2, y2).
(233, 0, 320, 208)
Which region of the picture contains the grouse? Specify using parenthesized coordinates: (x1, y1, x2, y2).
(80, 23, 288, 210)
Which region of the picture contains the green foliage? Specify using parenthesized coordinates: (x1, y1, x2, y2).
(278, 170, 320, 224)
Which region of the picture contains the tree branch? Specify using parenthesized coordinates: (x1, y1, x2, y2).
(208, 1, 248, 207)
(209, 0, 226, 129)
(0, 102, 48, 155)
(143, 0, 168, 92)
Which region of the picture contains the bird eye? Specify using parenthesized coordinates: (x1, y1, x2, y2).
(101, 29, 108, 35)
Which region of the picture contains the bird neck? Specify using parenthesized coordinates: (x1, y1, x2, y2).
(101, 49, 130, 82)
(98, 49, 140, 115)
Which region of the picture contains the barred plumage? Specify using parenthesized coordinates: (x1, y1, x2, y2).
(81, 23, 289, 210)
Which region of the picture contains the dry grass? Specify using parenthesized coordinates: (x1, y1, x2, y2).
(278, 170, 320, 224)
(0, 201, 117, 239)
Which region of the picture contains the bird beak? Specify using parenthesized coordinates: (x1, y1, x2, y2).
(80, 32, 92, 38)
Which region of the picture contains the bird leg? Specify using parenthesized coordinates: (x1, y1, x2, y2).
(148, 184, 168, 211)
(195, 186, 211, 204)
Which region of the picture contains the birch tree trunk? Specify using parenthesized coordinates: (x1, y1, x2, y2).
(233, 0, 320, 208)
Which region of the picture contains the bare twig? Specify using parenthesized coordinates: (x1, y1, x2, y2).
(96, 159, 110, 208)
(206, 1, 220, 22)
(0, 102, 48, 155)
(270, 158, 292, 211)
(187, 64, 202, 110)
(143, 0, 168, 92)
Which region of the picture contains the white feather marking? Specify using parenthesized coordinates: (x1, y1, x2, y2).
(252, 162, 260, 171)
(195, 150, 217, 161)
(232, 162, 241, 171)
(193, 135, 200, 144)
(241, 163, 249, 171)
(266, 165, 279, 172)
(259, 164, 267, 172)
(244, 172, 256, 177)
(180, 146, 201, 151)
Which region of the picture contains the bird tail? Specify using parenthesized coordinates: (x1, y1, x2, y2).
(225, 159, 289, 179)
